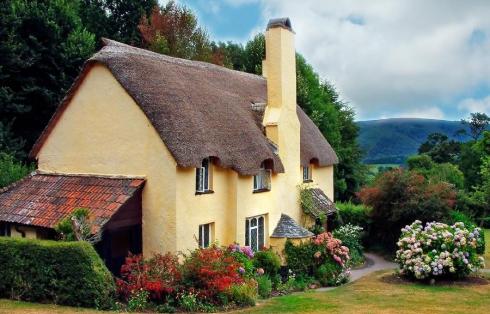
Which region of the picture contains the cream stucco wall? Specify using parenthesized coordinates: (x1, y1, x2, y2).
(37, 64, 178, 255)
(34, 43, 336, 256)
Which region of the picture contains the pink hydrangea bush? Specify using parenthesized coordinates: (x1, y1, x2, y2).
(396, 220, 485, 280)
(313, 232, 351, 285)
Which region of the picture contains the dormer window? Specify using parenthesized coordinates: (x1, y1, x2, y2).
(196, 158, 212, 194)
(303, 166, 312, 182)
(253, 162, 271, 192)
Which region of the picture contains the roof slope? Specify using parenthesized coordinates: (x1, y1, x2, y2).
(307, 188, 338, 218)
(31, 39, 337, 175)
(271, 213, 314, 238)
(0, 173, 145, 232)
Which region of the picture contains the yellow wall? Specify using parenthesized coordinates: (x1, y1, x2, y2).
(10, 225, 38, 239)
(36, 64, 178, 255)
(34, 42, 335, 255)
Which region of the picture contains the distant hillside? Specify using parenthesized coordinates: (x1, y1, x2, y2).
(357, 118, 471, 164)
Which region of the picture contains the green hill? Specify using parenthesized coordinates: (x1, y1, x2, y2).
(357, 118, 471, 164)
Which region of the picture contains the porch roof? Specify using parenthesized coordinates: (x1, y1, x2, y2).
(271, 214, 314, 239)
(0, 172, 145, 232)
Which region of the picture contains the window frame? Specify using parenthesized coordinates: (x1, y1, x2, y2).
(198, 223, 212, 248)
(245, 215, 265, 251)
(303, 165, 312, 182)
(253, 163, 271, 192)
(196, 158, 212, 194)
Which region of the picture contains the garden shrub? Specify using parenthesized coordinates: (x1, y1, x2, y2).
(336, 201, 372, 231)
(252, 249, 281, 279)
(396, 220, 485, 280)
(228, 243, 255, 277)
(181, 245, 244, 303)
(445, 211, 485, 254)
(127, 289, 150, 312)
(358, 168, 457, 252)
(0, 237, 115, 308)
(333, 224, 364, 266)
(256, 275, 272, 298)
(315, 261, 347, 286)
(285, 233, 351, 287)
(117, 253, 181, 303)
(226, 280, 257, 307)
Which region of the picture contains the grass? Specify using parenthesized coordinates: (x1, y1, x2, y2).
(485, 229, 490, 267)
(240, 270, 490, 314)
(2, 270, 489, 314)
(0, 299, 108, 314)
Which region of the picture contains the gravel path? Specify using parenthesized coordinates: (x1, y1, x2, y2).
(316, 253, 397, 292)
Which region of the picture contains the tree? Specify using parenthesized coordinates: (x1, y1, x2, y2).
(79, 0, 156, 45)
(358, 168, 456, 251)
(460, 112, 490, 140)
(407, 155, 465, 189)
(418, 132, 460, 163)
(0, 152, 33, 188)
(0, 0, 96, 158)
(138, 1, 212, 61)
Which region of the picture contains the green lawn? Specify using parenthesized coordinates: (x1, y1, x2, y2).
(485, 229, 490, 268)
(2, 270, 489, 314)
(241, 270, 490, 314)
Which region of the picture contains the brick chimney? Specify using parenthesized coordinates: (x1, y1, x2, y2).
(262, 18, 300, 174)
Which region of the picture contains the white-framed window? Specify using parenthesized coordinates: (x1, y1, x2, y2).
(199, 223, 212, 248)
(303, 166, 312, 182)
(253, 163, 271, 192)
(245, 215, 265, 251)
(196, 158, 211, 193)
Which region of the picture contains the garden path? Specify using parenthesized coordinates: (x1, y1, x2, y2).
(315, 253, 396, 292)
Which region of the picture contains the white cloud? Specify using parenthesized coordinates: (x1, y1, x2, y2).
(458, 96, 490, 114)
(381, 107, 445, 120)
(254, 0, 490, 120)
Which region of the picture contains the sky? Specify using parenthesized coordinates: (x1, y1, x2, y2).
(169, 0, 490, 121)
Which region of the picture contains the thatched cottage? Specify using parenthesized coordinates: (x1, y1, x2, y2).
(0, 18, 337, 272)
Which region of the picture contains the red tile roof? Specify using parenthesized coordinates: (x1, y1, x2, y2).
(0, 173, 145, 232)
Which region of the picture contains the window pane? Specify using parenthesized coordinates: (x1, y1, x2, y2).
(204, 224, 210, 247)
(251, 217, 257, 227)
(196, 168, 201, 191)
(251, 228, 258, 251)
(198, 225, 203, 247)
(204, 162, 209, 191)
(245, 219, 249, 245)
(258, 217, 264, 249)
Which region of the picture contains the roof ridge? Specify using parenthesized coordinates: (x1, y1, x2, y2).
(98, 38, 266, 82)
(35, 171, 146, 180)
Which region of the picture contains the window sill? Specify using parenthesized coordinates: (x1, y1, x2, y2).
(195, 190, 214, 195)
(303, 179, 313, 183)
(253, 188, 271, 194)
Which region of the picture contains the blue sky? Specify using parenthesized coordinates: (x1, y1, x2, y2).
(173, 1, 490, 121)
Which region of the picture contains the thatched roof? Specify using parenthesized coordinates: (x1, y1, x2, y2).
(271, 214, 314, 238)
(30, 39, 337, 175)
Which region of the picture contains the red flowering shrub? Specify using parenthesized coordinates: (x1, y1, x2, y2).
(117, 253, 181, 302)
(181, 245, 244, 301)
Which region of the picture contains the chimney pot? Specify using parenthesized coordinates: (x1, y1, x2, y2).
(266, 17, 293, 32)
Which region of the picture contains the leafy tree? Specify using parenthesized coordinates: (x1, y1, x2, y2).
(407, 155, 464, 189)
(79, 0, 156, 45)
(358, 168, 456, 250)
(243, 33, 265, 74)
(458, 131, 490, 190)
(460, 112, 490, 140)
(418, 132, 460, 163)
(0, 0, 96, 157)
(138, 1, 212, 61)
(0, 152, 33, 188)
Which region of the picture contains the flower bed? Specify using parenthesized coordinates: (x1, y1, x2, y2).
(396, 220, 485, 280)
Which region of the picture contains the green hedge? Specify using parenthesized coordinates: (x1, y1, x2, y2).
(0, 237, 115, 308)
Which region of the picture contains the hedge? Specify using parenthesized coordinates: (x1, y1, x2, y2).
(0, 237, 115, 308)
